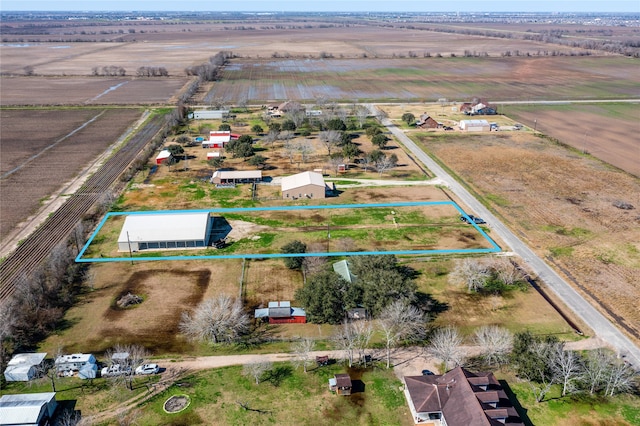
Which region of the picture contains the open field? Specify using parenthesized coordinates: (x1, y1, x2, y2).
(381, 101, 640, 183)
(0, 108, 141, 241)
(413, 130, 640, 344)
(81, 202, 497, 261)
(504, 102, 640, 177)
(208, 56, 640, 103)
(0, 76, 190, 105)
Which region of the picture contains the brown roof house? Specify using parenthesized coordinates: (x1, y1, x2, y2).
(403, 366, 524, 425)
(416, 113, 441, 129)
(281, 171, 326, 200)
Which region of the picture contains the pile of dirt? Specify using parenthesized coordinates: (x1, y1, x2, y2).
(116, 292, 143, 308)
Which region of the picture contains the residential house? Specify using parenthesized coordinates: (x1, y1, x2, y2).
(403, 366, 524, 425)
(203, 131, 231, 149)
(416, 113, 441, 129)
(54, 353, 97, 379)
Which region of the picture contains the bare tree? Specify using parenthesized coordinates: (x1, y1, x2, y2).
(355, 105, 369, 129)
(283, 140, 298, 164)
(104, 344, 148, 391)
(550, 343, 582, 396)
(291, 338, 315, 373)
(179, 295, 249, 344)
(332, 320, 372, 367)
(602, 356, 636, 397)
(297, 140, 313, 164)
(262, 130, 280, 145)
(243, 361, 273, 384)
(378, 300, 426, 368)
(582, 348, 609, 394)
(319, 130, 342, 156)
(427, 327, 465, 370)
(449, 259, 492, 292)
(376, 154, 397, 177)
(329, 155, 345, 176)
(286, 110, 306, 128)
(474, 325, 513, 367)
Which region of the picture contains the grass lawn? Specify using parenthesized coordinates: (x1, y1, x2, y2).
(128, 362, 412, 426)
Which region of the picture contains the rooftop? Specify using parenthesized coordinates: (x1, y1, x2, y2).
(117, 212, 211, 244)
(281, 171, 325, 192)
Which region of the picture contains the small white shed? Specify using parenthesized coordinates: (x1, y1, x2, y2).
(3, 353, 47, 382)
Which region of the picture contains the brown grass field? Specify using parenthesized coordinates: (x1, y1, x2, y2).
(0, 108, 141, 241)
(413, 130, 640, 344)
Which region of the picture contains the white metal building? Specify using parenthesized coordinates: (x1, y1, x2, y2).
(203, 131, 231, 148)
(190, 110, 229, 120)
(3, 353, 47, 382)
(281, 171, 326, 199)
(117, 212, 212, 252)
(155, 150, 172, 165)
(0, 392, 57, 426)
(459, 119, 490, 132)
(210, 170, 262, 185)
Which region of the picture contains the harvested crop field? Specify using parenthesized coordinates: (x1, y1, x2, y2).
(416, 131, 640, 343)
(0, 108, 141, 242)
(208, 56, 640, 102)
(0, 76, 189, 105)
(504, 103, 640, 177)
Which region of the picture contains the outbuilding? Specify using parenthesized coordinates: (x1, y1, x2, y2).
(203, 131, 231, 149)
(459, 119, 490, 132)
(207, 152, 221, 161)
(210, 170, 262, 185)
(0, 392, 58, 426)
(117, 212, 212, 252)
(254, 301, 307, 324)
(155, 150, 172, 165)
(3, 353, 47, 382)
(189, 110, 229, 120)
(281, 171, 326, 200)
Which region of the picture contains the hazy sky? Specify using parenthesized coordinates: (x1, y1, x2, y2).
(1, 1, 638, 13)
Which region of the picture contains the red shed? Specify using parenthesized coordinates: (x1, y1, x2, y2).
(155, 150, 172, 165)
(254, 301, 306, 324)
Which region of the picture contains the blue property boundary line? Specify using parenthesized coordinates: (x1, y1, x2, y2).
(76, 201, 501, 263)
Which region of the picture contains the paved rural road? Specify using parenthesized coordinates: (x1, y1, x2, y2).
(367, 104, 640, 369)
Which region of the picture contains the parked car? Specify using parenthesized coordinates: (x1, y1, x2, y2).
(101, 364, 131, 377)
(135, 363, 160, 375)
(513, 123, 523, 130)
(422, 369, 435, 376)
(460, 215, 486, 225)
(443, 126, 454, 131)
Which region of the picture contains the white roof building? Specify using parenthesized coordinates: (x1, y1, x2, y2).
(155, 150, 172, 164)
(0, 392, 57, 426)
(210, 170, 262, 184)
(459, 119, 490, 132)
(117, 212, 212, 252)
(3, 353, 47, 382)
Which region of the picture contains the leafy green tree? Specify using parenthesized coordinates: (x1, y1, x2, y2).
(282, 120, 297, 131)
(238, 135, 253, 145)
(219, 123, 231, 131)
(368, 149, 384, 163)
(248, 154, 267, 169)
(251, 124, 264, 134)
(342, 142, 361, 160)
(281, 240, 307, 269)
(401, 113, 416, 125)
(298, 128, 311, 137)
(234, 142, 254, 159)
(207, 157, 224, 168)
(295, 271, 348, 324)
(325, 118, 346, 131)
(365, 126, 382, 138)
(371, 133, 389, 149)
(269, 122, 281, 132)
(165, 144, 184, 156)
